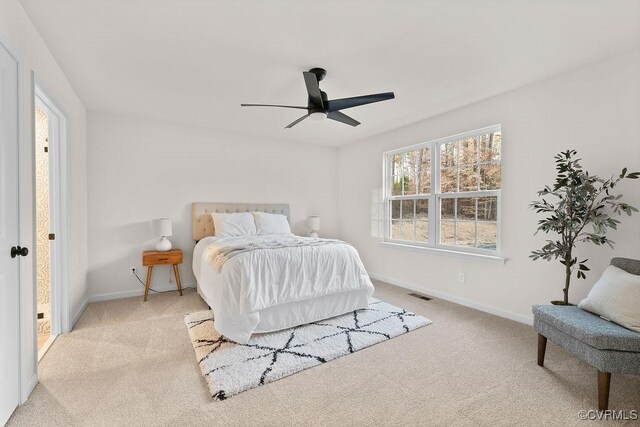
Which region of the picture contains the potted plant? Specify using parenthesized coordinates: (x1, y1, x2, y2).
(530, 150, 639, 305)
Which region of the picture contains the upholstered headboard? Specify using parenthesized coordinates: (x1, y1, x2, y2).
(610, 257, 640, 276)
(191, 202, 290, 240)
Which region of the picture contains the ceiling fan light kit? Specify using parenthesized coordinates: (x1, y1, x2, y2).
(241, 67, 395, 128)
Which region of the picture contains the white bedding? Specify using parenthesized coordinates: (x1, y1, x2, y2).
(193, 234, 374, 343)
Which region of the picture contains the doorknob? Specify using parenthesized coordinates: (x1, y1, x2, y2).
(10, 246, 28, 258)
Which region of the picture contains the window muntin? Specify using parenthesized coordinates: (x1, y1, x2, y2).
(390, 148, 431, 196)
(385, 126, 501, 254)
(439, 132, 501, 193)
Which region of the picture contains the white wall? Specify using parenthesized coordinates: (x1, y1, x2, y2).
(0, 0, 88, 401)
(339, 50, 640, 323)
(87, 112, 339, 299)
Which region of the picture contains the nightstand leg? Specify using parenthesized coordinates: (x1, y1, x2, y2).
(144, 266, 154, 302)
(173, 264, 183, 296)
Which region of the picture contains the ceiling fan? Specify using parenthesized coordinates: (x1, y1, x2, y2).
(241, 67, 395, 128)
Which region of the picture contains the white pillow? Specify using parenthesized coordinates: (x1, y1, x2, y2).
(252, 212, 292, 235)
(211, 212, 257, 237)
(578, 265, 640, 332)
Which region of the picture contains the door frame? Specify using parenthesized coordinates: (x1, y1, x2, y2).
(0, 30, 70, 410)
(32, 80, 71, 339)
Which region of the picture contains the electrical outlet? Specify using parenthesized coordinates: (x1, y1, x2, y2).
(130, 266, 137, 276)
(457, 272, 466, 283)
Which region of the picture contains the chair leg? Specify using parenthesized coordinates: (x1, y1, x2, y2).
(597, 370, 611, 411)
(537, 334, 547, 367)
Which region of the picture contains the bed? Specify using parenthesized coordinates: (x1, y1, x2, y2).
(191, 202, 374, 344)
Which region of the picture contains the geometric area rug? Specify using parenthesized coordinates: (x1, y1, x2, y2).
(184, 298, 432, 400)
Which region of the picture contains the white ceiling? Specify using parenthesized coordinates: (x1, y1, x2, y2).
(20, 0, 640, 146)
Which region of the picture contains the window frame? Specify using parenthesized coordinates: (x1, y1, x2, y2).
(383, 125, 502, 256)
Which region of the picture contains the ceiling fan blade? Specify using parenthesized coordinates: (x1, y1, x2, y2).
(241, 103, 308, 110)
(327, 111, 361, 127)
(303, 72, 324, 108)
(325, 92, 395, 112)
(285, 114, 309, 129)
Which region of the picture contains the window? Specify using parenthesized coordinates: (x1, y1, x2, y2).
(385, 125, 501, 254)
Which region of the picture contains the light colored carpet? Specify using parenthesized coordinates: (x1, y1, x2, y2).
(185, 299, 431, 399)
(8, 280, 640, 426)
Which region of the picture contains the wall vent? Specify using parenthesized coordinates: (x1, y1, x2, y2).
(408, 292, 432, 301)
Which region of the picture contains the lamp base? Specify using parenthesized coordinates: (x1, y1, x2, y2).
(156, 236, 172, 251)
(309, 231, 318, 238)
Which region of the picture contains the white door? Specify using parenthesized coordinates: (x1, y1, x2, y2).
(0, 40, 21, 425)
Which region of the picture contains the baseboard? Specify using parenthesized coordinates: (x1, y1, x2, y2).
(88, 284, 196, 303)
(71, 296, 88, 329)
(368, 272, 533, 326)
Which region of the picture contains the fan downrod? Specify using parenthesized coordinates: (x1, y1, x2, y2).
(308, 67, 326, 81)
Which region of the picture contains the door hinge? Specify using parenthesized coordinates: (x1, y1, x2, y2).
(44, 146, 48, 153)
(48, 233, 55, 241)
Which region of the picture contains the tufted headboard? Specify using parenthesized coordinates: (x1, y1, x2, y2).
(610, 257, 640, 276)
(191, 202, 290, 241)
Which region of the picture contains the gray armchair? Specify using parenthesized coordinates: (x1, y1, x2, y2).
(532, 257, 640, 410)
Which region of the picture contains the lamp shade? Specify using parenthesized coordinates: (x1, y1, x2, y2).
(307, 216, 320, 230)
(152, 218, 172, 237)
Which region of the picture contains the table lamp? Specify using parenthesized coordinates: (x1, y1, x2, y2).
(308, 216, 320, 238)
(153, 218, 172, 251)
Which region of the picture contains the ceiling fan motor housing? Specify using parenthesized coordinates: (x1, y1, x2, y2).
(308, 91, 329, 111)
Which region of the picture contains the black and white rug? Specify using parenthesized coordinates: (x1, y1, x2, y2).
(184, 299, 432, 400)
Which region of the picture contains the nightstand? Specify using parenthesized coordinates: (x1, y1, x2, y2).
(142, 249, 183, 301)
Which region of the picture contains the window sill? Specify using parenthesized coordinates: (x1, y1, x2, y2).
(379, 241, 507, 264)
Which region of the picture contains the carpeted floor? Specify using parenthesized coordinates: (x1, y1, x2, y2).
(8, 280, 640, 426)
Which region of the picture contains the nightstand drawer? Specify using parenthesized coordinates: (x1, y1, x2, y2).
(142, 250, 183, 266)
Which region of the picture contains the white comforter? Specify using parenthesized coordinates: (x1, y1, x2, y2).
(193, 234, 374, 343)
